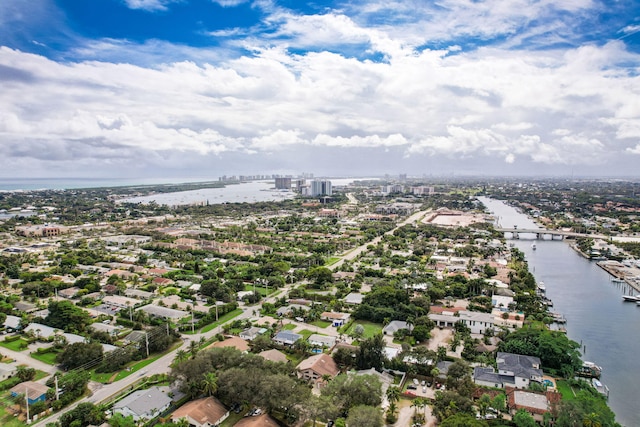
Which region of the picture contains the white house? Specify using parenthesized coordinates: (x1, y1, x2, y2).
(113, 386, 173, 421)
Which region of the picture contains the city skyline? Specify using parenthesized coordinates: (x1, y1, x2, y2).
(1, 0, 640, 179)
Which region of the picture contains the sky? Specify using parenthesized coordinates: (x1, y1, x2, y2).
(1, 0, 640, 180)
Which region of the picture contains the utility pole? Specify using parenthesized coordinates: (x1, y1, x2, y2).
(145, 332, 149, 357)
(55, 375, 59, 400)
(25, 389, 30, 424)
(191, 311, 195, 334)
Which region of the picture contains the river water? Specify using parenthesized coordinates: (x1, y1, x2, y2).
(479, 197, 640, 427)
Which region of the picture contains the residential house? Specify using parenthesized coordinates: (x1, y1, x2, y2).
(208, 337, 250, 352)
(239, 327, 267, 341)
(273, 331, 302, 346)
(506, 387, 560, 421)
(4, 315, 22, 332)
(259, 349, 288, 363)
(113, 386, 173, 421)
(343, 293, 363, 305)
(308, 334, 336, 349)
(24, 323, 57, 339)
(234, 414, 279, 427)
(103, 295, 139, 309)
(170, 396, 229, 427)
(492, 295, 514, 311)
(320, 312, 350, 327)
(383, 320, 413, 336)
(137, 305, 188, 321)
(58, 287, 81, 299)
(296, 353, 340, 383)
(10, 381, 49, 404)
(0, 364, 17, 381)
(473, 352, 543, 389)
(125, 289, 154, 300)
(457, 311, 497, 334)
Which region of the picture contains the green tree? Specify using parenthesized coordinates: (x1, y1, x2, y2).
(440, 413, 489, 427)
(59, 402, 105, 427)
(201, 372, 218, 397)
(57, 342, 104, 370)
(321, 374, 382, 413)
(44, 300, 91, 333)
(346, 405, 383, 427)
(355, 334, 385, 370)
(513, 409, 538, 427)
(108, 413, 137, 427)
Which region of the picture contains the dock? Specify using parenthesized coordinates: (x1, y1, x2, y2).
(596, 261, 640, 293)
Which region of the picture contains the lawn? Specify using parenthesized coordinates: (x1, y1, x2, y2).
(345, 321, 383, 338)
(243, 284, 276, 297)
(309, 320, 331, 329)
(219, 410, 247, 426)
(556, 380, 577, 401)
(114, 352, 165, 382)
(324, 257, 341, 266)
(0, 402, 26, 427)
(199, 309, 243, 334)
(0, 338, 29, 352)
(31, 350, 59, 365)
(281, 323, 297, 331)
(298, 329, 314, 340)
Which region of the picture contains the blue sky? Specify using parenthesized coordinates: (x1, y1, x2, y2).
(1, 0, 640, 179)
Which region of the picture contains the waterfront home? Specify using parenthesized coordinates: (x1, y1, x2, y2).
(473, 352, 543, 389)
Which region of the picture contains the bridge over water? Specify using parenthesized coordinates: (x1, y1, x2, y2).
(495, 227, 609, 240)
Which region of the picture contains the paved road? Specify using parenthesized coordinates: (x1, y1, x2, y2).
(0, 346, 58, 375)
(329, 208, 431, 271)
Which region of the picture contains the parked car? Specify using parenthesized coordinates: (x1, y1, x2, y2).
(413, 378, 419, 385)
(407, 385, 417, 390)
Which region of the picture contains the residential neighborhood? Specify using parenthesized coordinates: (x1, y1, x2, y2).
(0, 177, 633, 427)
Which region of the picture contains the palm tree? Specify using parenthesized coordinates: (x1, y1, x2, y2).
(201, 372, 218, 397)
(583, 413, 602, 427)
(189, 340, 200, 359)
(175, 349, 188, 364)
(386, 386, 401, 406)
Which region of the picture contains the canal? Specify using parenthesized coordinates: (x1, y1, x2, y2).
(479, 197, 640, 427)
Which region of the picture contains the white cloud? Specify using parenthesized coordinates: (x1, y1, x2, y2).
(123, 0, 176, 12)
(1, 0, 640, 177)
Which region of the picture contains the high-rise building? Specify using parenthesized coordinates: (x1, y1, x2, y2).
(310, 180, 332, 196)
(275, 177, 292, 190)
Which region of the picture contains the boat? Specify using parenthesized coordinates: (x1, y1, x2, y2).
(537, 282, 546, 293)
(577, 361, 602, 379)
(622, 295, 640, 302)
(531, 242, 537, 250)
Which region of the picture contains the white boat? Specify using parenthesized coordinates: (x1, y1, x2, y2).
(531, 242, 537, 250)
(537, 282, 546, 293)
(622, 295, 640, 302)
